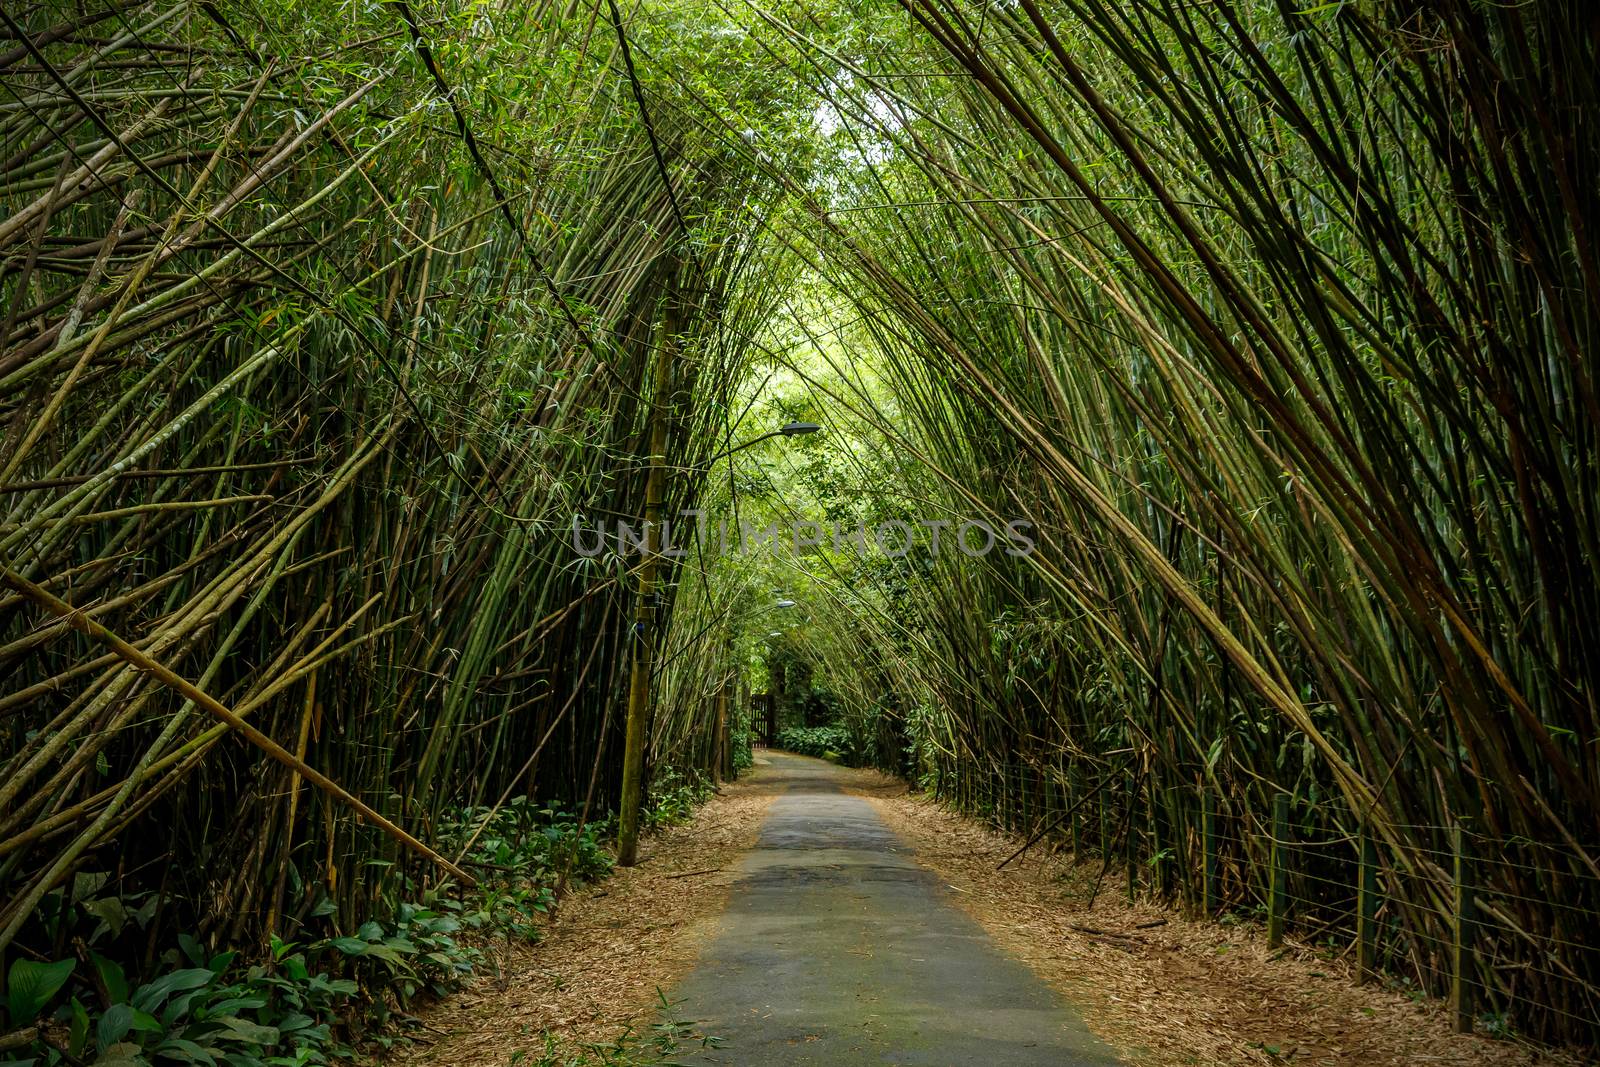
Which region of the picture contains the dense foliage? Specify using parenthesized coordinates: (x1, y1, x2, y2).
(2, 0, 1596, 1051)
(774, 725, 856, 765)
(0, 0, 776, 1050)
(663, 0, 1600, 1046)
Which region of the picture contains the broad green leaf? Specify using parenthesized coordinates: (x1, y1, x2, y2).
(132, 969, 214, 1014)
(71, 997, 91, 1057)
(4, 958, 75, 1023)
(83, 898, 129, 939)
(97, 1003, 136, 1051)
(154, 1037, 219, 1066)
(92, 953, 130, 1005)
(212, 1016, 279, 1045)
(71, 872, 109, 904)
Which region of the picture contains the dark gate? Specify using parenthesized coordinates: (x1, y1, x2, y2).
(751, 693, 774, 747)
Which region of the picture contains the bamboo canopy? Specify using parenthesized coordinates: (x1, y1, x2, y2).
(2, 0, 1596, 1049)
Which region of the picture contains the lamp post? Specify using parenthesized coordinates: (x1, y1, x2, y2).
(615, 422, 820, 867)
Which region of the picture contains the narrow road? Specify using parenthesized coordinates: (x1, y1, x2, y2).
(671, 752, 1120, 1065)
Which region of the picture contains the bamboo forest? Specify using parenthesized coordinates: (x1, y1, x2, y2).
(0, 0, 1596, 1064)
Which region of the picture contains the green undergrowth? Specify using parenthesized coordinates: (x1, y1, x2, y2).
(0, 897, 474, 1067)
(775, 725, 860, 765)
(0, 774, 712, 1067)
(730, 724, 755, 775)
(641, 769, 715, 833)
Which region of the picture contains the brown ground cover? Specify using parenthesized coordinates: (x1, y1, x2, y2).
(842, 768, 1579, 1067)
(390, 771, 778, 1066)
(393, 756, 1582, 1066)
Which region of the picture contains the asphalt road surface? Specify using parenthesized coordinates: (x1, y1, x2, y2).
(670, 752, 1121, 1066)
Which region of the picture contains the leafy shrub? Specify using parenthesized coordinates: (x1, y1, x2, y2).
(0, 904, 496, 1066)
(1, 798, 621, 1066)
(1, 935, 357, 1067)
(730, 723, 754, 773)
(444, 798, 614, 888)
(321, 903, 478, 1031)
(642, 768, 713, 832)
(775, 725, 859, 765)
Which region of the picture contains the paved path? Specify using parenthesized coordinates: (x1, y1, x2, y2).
(670, 752, 1120, 1065)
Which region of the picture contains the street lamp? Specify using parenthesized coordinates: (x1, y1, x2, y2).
(615, 422, 815, 868)
(698, 421, 822, 467)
